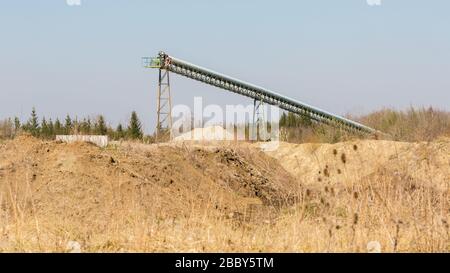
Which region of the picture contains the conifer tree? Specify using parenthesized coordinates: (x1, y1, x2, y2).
(41, 117, 49, 139)
(95, 115, 107, 135)
(48, 118, 55, 138)
(27, 107, 40, 137)
(116, 123, 125, 140)
(65, 115, 72, 135)
(127, 111, 143, 140)
(54, 118, 62, 135)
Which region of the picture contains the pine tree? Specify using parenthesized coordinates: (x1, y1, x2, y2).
(95, 115, 107, 135)
(27, 107, 40, 137)
(54, 118, 62, 135)
(116, 123, 125, 140)
(48, 118, 55, 138)
(78, 118, 92, 135)
(41, 117, 49, 139)
(128, 111, 143, 140)
(65, 114, 72, 135)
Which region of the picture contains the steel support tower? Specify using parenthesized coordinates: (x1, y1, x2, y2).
(144, 51, 377, 136)
(143, 56, 173, 141)
(156, 69, 172, 141)
(253, 98, 268, 141)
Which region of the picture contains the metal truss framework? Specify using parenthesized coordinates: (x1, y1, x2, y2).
(144, 51, 376, 135)
(253, 98, 269, 141)
(155, 69, 172, 141)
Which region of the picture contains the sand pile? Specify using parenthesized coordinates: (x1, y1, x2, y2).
(0, 136, 298, 235)
(0, 136, 449, 252)
(258, 139, 450, 191)
(173, 126, 234, 142)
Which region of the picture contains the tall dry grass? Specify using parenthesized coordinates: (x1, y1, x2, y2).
(359, 107, 450, 142)
(0, 119, 15, 140)
(0, 141, 448, 253)
(0, 172, 447, 252)
(282, 107, 450, 144)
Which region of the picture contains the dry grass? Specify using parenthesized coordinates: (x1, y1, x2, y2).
(0, 176, 447, 253)
(0, 119, 15, 140)
(0, 137, 448, 253)
(360, 107, 450, 142)
(281, 107, 450, 144)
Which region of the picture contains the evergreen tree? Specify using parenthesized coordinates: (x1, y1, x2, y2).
(54, 118, 62, 135)
(116, 123, 125, 140)
(95, 115, 107, 135)
(27, 107, 40, 136)
(78, 118, 91, 135)
(127, 111, 143, 140)
(65, 114, 72, 135)
(41, 117, 49, 139)
(48, 118, 55, 138)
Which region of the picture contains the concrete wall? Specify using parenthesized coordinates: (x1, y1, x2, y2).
(56, 135, 108, 148)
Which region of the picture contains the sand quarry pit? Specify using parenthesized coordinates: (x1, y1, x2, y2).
(0, 136, 448, 252)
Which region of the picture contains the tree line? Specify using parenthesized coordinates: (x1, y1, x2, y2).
(6, 107, 144, 141)
(279, 112, 313, 128)
(1, 108, 314, 141)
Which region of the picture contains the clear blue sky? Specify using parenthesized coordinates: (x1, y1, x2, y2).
(1, 0, 449, 133)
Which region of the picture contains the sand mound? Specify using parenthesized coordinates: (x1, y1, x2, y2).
(1, 136, 448, 252)
(173, 126, 234, 142)
(0, 136, 298, 234)
(258, 139, 450, 191)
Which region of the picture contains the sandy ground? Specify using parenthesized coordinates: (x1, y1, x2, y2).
(0, 136, 448, 252)
(258, 139, 450, 191)
(0, 136, 297, 237)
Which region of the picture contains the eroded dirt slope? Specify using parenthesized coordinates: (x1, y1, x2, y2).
(0, 136, 299, 233)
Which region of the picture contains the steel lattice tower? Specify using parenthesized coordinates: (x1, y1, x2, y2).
(253, 98, 268, 141)
(156, 68, 173, 142)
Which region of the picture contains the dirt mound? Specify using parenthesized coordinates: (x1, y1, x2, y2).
(0, 136, 299, 235)
(258, 139, 450, 191)
(1, 136, 448, 252)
